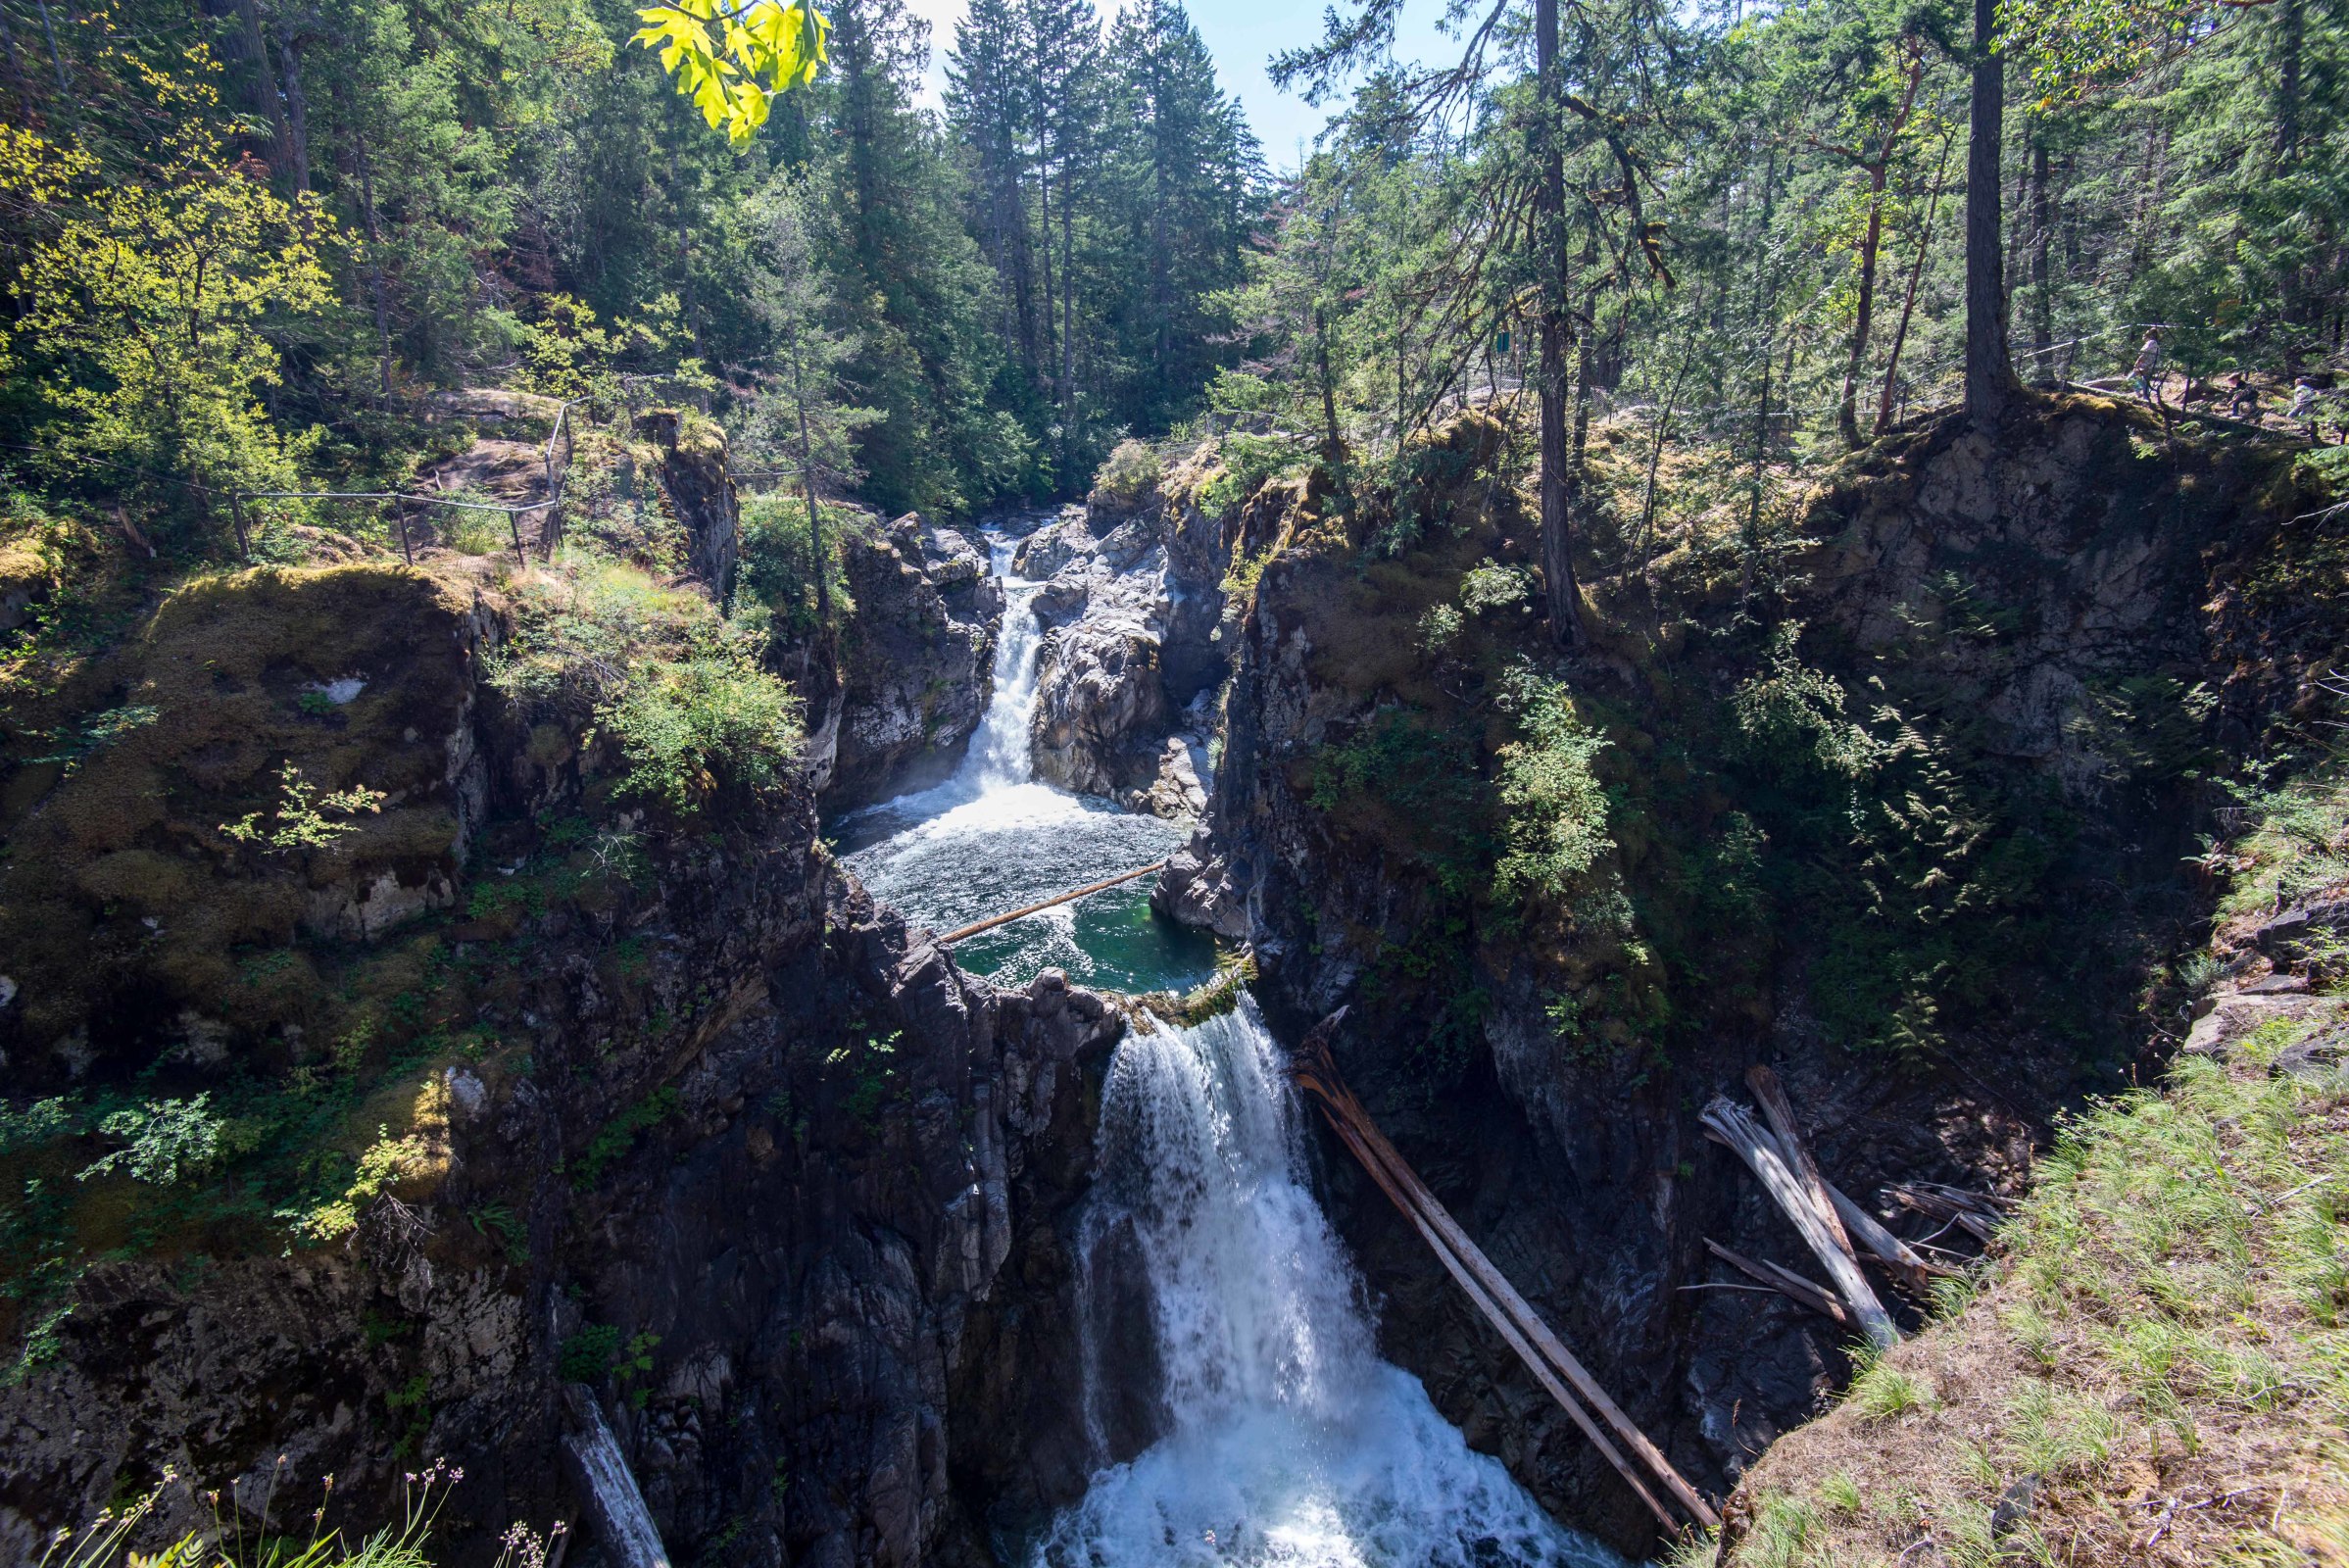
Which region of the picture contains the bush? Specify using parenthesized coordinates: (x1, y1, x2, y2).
(488, 560, 802, 814)
(599, 657, 800, 810)
(1089, 439, 1164, 514)
(739, 492, 856, 638)
(1196, 432, 1296, 517)
(1493, 669, 1615, 906)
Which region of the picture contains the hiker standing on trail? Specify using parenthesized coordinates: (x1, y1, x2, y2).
(2131, 329, 2164, 403)
(2290, 377, 2326, 441)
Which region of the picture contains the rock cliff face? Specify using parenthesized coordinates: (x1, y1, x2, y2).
(1020, 492, 1228, 817)
(632, 410, 740, 598)
(0, 816, 1118, 1567)
(827, 515, 1003, 808)
(0, 492, 1105, 1566)
(1161, 401, 2349, 1554)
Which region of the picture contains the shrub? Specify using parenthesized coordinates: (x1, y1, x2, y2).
(599, 656, 800, 810)
(1195, 432, 1295, 516)
(739, 493, 856, 637)
(558, 1323, 622, 1383)
(74, 1095, 224, 1186)
(1089, 439, 1163, 513)
(1492, 669, 1614, 906)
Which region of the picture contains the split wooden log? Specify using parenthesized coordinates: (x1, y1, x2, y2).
(1745, 1066, 1858, 1264)
(1698, 1124, 1944, 1290)
(1700, 1096, 1900, 1351)
(1294, 1013, 1721, 1532)
(1702, 1239, 1849, 1326)
(1887, 1182, 2007, 1243)
(1724, 1072, 1942, 1294)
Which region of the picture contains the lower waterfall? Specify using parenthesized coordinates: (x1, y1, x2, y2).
(1033, 1003, 1623, 1568)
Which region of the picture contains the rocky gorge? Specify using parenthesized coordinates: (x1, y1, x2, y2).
(2, 394, 2345, 1568)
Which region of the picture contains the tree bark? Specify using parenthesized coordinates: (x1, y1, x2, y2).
(792, 352, 828, 620)
(1535, 0, 1578, 647)
(2029, 130, 2051, 378)
(1963, 0, 2019, 426)
(279, 30, 311, 194)
(1878, 126, 1954, 433)
(354, 128, 394, 400)
(1838, 165, 1888, 449)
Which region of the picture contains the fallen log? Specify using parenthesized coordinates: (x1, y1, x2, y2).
(1316, 1107, 1684, 1534)
(1294, 1013, 1721, 1533)
(935, 859, 1168, 945)
(1700, 1097, 1900, 1351)
(1702, 1239, 1849, 1326)
(1745, 1067, 1862, 1269)
(1887, 1182, 2006, 1244)
(1699, 1105, 1944, 1293)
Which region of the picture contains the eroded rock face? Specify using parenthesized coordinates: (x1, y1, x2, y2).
(633, 410, 740, 598)
(0, 767, 1119, 1568)
(1163, 402, 2344, 1556)
(831, 515, 1003, 808)
(1024, 498, 1227, 817)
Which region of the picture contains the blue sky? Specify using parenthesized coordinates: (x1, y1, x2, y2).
(903, 0, 1465, 170)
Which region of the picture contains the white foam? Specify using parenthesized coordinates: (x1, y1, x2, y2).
(1037, 1005, 1625, 1568)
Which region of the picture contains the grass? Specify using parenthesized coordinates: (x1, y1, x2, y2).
(1705, 771, 2349, 1566)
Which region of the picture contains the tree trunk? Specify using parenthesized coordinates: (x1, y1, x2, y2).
(279, 31, 311, 194)
(1963, 0, 2018, 425)
(0, 5, 29, 101)
(1746, 144, 1780, 551)
(33, 0, 69, 101)
(792, 352, 827, 620)
(355, 129, 394, 400)
(2029, 131, 2051, 380)
(1838, 165, 1888, 449)
(1879, 127, 1954, 433)
(1535, 0, 1578, 647)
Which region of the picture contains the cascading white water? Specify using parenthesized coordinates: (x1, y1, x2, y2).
(964, 534, 1049, 790)
(839, 525, 1211, 993)
(1035, 1002, 1625, 1568)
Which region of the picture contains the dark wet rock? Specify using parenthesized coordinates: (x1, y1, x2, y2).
(830, 515, 1003, 808)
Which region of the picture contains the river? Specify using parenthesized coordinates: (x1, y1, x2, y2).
(836, 523, 1621, 1568)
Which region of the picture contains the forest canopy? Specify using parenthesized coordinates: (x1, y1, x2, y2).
(0, 0, 2335, 558)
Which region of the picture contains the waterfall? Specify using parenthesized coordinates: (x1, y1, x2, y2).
(1036, 1003, 1623, 1568)
(961, 533, 1047, 792)
(839, 525, 1208, 994)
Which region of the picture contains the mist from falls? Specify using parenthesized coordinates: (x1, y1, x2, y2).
(1033, 1003, 1622, 1568)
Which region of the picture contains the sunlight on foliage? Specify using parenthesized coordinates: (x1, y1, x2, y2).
(1493, 667, 1615, 906)
(633, 0, 829, 143)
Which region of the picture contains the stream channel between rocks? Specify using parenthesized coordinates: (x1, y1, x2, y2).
(834, 526, 1624, 1568)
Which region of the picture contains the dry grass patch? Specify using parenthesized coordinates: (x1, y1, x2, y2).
(1712, 1033, 2349, 1567)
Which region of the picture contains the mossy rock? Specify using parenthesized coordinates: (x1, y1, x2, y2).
(0, 562, 492, 1084)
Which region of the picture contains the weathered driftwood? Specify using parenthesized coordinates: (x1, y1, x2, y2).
(935, 859, 1168, 945)
(1700, 1096, 1900, 1351)
(1702, 1238, 1849, 1326)
(1887, 1181, 2006, 1243)
(1745, 1066, 1860, 1266)
(1702, 1091, 1945, 1292)
(1293, 1013, 1721, 1533)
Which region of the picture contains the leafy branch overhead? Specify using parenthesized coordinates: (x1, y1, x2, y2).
(633, 0, 831, 142)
